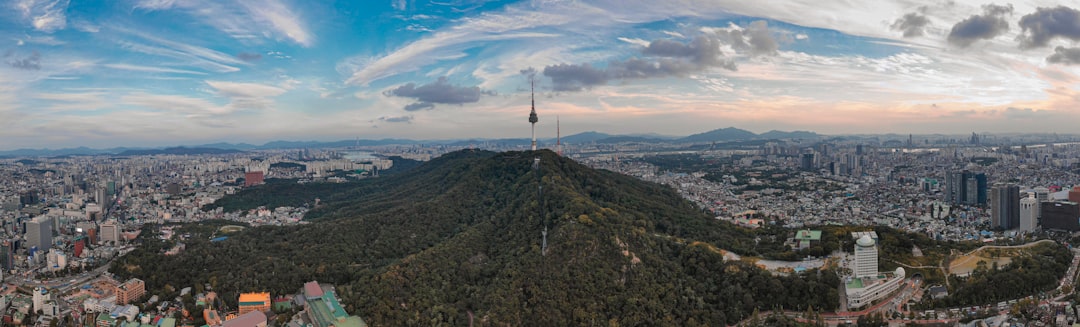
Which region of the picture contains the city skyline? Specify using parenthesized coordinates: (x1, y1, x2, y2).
(2, 0, 1080, 149)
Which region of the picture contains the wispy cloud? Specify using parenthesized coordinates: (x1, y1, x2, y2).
(14, 0, 69, 33)
(205, 80, 288, 110)
(34, 92, 109, 111)
(342, 2, 612, 86)
(104, 63, 208, 75)
(133, 0, 314, 46)
(112, 27, 250, 73)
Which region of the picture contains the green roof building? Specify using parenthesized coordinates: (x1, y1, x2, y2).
(96, 313, 116, 327)
(303, 281, 366, 327)
(794, 229, 822, 250)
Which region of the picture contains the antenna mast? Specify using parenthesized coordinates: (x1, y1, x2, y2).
(558, 116, 564, 156)
(528, 78, 538, 151)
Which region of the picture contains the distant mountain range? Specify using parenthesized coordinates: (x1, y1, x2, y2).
(0, 127, 820, 157)
(560, 127, 819, 144)
(114, 147, 246, 156)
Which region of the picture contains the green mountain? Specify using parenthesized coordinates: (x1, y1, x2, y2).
(113, 150, 839, 326)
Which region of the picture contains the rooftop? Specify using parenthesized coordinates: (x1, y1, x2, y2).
(222, 310, 266, 327)
(794, 230, 822, 241)
(846, 278, 864, 289)
(238, 292, 270, 305)
(303, 281, 323, 299)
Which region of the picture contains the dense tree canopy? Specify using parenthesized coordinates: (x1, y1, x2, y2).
(116, 150, 844, 325)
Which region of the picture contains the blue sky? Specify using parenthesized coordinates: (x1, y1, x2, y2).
(2, 0, 1080, 149)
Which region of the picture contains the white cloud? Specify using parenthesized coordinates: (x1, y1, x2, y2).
(206, 80, 287, 98)
(132, 0, 314, 47)
(617, 37, 650, 47)
(20, 35, 65, 45)
(15, 0, 69, 33)
(122, 92, 225, 115)
(34, 92, 109, 111)
(72, 20, 100, 33)
(662, 30, 686, 38)
(205, 80, 288, 111)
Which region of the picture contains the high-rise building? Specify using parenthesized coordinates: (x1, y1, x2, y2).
(25, 216, 52, 252)
(100, 220, 121, 245)
(94, 188, 107, 204)
(801, 153, 816, 171)
(990, 184, 1020, 230)
(0, 240, 14, 270)
(945, 170, 987, 205)
(853, 235, 878, 278)
(74, 236, 85, 258)
(1019, 196, 1039, 232)
(33, 286, 46, 313)
(1035, 187, 1050, 222)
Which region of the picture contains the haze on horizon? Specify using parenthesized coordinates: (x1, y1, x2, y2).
(2, 0, 1080, 150)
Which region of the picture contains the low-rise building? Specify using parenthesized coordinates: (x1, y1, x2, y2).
(846, 267, 905, 309)
(238, 292, 271, 315)
(793, 229, 821, 250)
(115, 278, 145, 305)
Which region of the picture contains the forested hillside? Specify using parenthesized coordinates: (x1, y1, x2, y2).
(113, 150, 839, 326)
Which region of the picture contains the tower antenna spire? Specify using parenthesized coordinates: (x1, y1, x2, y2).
(556, 116, 562, 156)
(528, 78, 538, 151)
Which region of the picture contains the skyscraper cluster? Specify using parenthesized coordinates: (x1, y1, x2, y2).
(945, 170, 987, 206)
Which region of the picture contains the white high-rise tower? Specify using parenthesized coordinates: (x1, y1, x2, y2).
(853, 235, 878, 278)
(528, 79, 538, 151)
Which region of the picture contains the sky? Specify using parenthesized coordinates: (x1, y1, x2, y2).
(2, 0, 1080, 149)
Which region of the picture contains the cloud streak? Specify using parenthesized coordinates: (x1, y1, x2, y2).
(113, 27, 250, 73)
(104, 63, 207, 75)
(133, 0, 313, 46)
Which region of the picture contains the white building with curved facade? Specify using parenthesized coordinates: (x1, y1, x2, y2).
(853, 235, 878, 278)
(845, 232, 905, 309)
